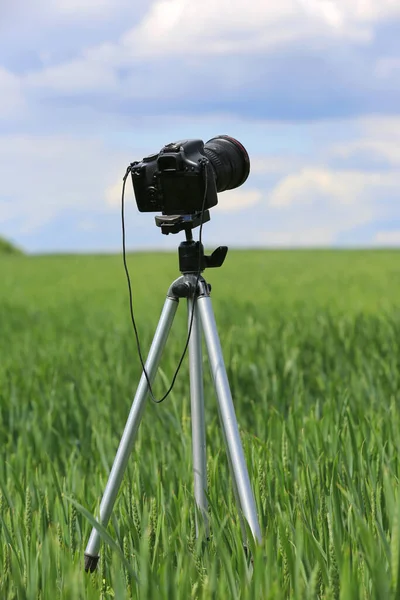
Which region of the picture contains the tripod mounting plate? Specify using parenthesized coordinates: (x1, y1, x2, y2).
(155, 211, 210, 235)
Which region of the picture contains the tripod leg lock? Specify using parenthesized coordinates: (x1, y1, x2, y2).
(199, 282, 211, 296)
(170, 280, 193, 298)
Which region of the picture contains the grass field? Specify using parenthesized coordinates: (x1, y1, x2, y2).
(1, 249, 400, 599)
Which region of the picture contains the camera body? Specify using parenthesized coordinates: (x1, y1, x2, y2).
(130, 139, 218, 216)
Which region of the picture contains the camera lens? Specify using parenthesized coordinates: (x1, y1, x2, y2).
(203, 135, 250, 192)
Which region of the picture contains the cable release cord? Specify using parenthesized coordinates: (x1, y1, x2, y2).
(121, 163, 208, 404)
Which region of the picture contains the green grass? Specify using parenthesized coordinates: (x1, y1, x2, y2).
(1, 249, 400, 599)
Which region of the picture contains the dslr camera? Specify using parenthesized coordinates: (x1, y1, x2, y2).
(130, 135, 250, 217)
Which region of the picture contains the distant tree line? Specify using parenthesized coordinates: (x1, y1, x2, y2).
(0, 236, 23, 255)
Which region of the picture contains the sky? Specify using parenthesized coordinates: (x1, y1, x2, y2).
(1, 0, 400, 253)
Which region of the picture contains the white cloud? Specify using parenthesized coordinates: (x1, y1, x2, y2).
(0, 67, 25, 119)
(25, 59, 118, 94)
(0, 134, 126, 232)
(49, 0, 121, 16)
(269, 167, 386, 208)
(250, 156, 302, 175)
(375, 57, 400, 78)
(2, 0, 134, 22)
(19, 0, 400, 99)
(266, 166, 400, 243)
(214, 188, 262, 212)
(333, 140, 400, 165)
(373, 230, 400, 246)
(358, 115, 400, 137)
(78, 219, 98, 231)
(331, 116, 400, 166)
(300, 0, 400, 23)
(122, 0, 379, 58)
(106, 178, 130, 208)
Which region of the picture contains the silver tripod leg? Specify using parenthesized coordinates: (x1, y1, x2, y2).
(84, 295, 179, 572)
(197, 294, 262, 544)
(187, 297, 209, 538)
(214, 399, 249, 542)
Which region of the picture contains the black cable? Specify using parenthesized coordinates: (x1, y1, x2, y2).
(121, 162, 209, 404)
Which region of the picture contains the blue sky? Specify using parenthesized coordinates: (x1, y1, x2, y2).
(1, 0, 400, 252)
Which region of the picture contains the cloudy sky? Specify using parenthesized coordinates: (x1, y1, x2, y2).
(1, 0, 400, 252)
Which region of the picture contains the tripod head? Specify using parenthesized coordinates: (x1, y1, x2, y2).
(178, 239, 227, 275)
(154, 211, 228, 275)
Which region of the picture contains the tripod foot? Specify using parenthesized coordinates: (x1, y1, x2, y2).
(84, 553, 100, 573)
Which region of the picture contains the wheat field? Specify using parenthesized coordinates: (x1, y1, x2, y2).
(1, 249, 400, 599)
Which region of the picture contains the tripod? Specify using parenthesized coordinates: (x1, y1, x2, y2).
(84, 232, 262, 572)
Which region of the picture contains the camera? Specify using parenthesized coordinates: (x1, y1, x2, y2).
(130, 135, 250, 216)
